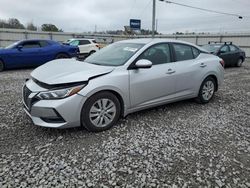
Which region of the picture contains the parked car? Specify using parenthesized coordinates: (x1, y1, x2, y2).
(64, 38, 100, 58)
(202, 42, 246, 67)
(23, 39, 224, 132)
(0, 39, 79, 71)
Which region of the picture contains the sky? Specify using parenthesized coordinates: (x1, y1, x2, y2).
(0, 0, 249, 34)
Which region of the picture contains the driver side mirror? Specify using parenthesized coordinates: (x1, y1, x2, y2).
(17, 45, 23, 50)
(135, 59, 152, 69)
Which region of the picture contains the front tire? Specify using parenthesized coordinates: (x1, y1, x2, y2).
(0, 60, 4, 72)
(196, 77, 216, 104)
(81, 92, 121, 132)
(236, 58, 243, 67)
(55, 53, 69, 59)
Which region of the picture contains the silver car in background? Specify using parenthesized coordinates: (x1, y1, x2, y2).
(23, 39, 224, 132)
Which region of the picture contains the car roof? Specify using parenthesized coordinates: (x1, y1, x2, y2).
(19, 39, 50, 42)
(69, 38, 95, 40)
(118, 38, 206, 51)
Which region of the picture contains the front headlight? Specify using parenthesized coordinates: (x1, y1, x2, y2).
(37, 85, 85, 100)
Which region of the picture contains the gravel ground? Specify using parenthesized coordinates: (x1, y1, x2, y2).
(0, 62, 250, 188)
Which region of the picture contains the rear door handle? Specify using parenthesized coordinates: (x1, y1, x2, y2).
(166, 69, 176, 74)
(200, 63, 207, 68)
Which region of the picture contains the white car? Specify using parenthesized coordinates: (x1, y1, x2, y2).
(65, 38, 100, 58)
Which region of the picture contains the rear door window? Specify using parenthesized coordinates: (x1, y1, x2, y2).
(39, 41, 49, 47)
(173, 44, 194, 61)
(229, 45, 238, 52)
(220, 45, 229, 53)
(79, 40, 91, 45)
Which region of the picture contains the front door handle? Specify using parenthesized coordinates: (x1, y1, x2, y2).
(166, 69, 176, 74)
(200, 63, 207, 68)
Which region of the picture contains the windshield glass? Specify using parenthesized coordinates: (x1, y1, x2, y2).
(202, 44, 221, 53)
(85, 42, 144, 66)
(5, 42, 19, 49)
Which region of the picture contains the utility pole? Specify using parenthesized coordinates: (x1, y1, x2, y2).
(152, 0, 156, 38)
(156, 19, 158, 33)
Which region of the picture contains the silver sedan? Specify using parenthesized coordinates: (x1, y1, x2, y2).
(23, 39, 224, 132)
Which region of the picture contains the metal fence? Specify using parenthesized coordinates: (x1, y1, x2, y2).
(1, 28, 250, 57)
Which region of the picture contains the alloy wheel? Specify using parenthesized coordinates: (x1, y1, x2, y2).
(202, 80, 215, 101)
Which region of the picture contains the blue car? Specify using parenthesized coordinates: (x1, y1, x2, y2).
(0, 39, 79, 71)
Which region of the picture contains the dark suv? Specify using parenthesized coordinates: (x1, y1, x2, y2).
(202, 42, 246, 67)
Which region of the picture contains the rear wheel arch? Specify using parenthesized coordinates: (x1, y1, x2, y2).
(207, 75, 218, 91)
(89, 50, 96, 55)
(196, 76, 217, 104)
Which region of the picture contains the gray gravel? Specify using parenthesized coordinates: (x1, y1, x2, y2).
(0, 63, 250, 187)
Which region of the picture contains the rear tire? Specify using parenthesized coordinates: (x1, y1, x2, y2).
(196, 77, 216, 104)
(56, 53, 69, 59)
(81, 92, 121, 132)
(236, 58, 243, 67)
(0, 60, 4, 72)
(89, 50, 96, 56)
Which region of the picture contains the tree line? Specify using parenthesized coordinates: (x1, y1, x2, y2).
(0, 18, 63, 32)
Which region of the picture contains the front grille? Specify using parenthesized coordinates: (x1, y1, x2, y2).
(23, 85, 32, 109)
(23, 85, 40, 111)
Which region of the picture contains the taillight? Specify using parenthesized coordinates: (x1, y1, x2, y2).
(220, 60, 225, 67)
(96, 44, 100, 49)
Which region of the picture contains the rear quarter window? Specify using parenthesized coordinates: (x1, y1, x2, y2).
(39, 41, 49, 47)
(79, 40, 91, 45)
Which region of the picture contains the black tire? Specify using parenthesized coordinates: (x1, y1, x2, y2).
(81, 92, 121, 132)
(0, 60, 4, 72)
(55, 53, 69, 59)
(235, 58, 243, 67)
(196, 77, 216, 104)
(89, 50, 96, 56)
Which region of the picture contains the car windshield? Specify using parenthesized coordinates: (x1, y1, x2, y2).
(5, 42, 19, 49)
(85, 42, 144, 66)
(202, 44, 222, 53)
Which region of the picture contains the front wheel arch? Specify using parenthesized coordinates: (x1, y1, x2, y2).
(0, 58, 5, 71)
(55, 52, 70, 59)
(80, 91, 122, 132)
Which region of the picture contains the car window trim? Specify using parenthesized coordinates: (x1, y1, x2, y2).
(22, 41, 41, 49)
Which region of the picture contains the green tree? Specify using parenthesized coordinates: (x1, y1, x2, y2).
(0, 19, 8, 28)
(41, 24, 62, 32)
(26, 22, 37, 31)
(8, 18, 25, 29)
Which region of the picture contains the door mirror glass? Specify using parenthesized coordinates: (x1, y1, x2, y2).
(135, 59, 152, 69)
(17, 45, 23, 50)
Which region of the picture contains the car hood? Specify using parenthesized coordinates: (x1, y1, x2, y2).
(31, 59, 115, 85)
